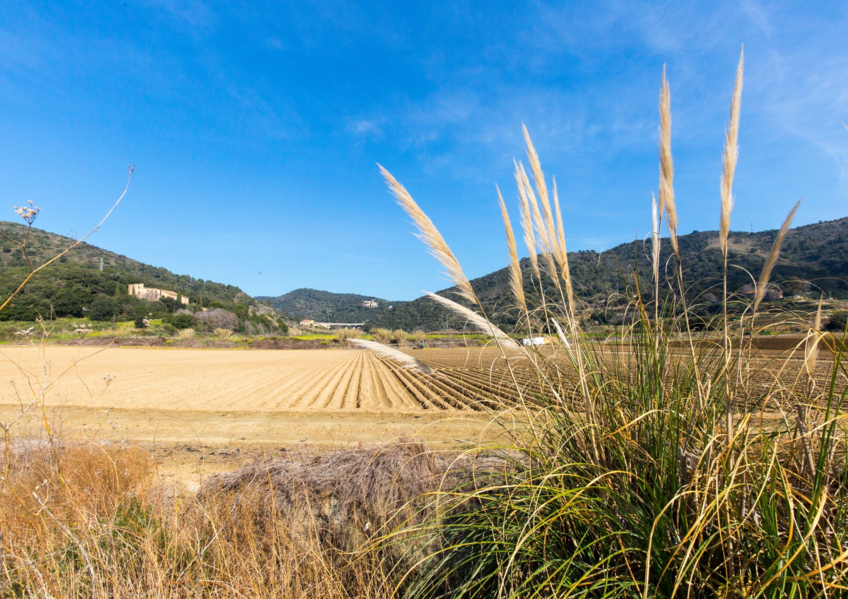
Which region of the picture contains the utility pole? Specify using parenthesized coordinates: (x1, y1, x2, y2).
(100, 257, 104, 271)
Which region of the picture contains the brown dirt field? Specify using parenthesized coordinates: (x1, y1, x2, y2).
(0, 346, 510, 456)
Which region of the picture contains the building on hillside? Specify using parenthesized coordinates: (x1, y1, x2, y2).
(299, 319, 316, 327)
(362, 299, 379, 308)
(128, 283, 189, 305)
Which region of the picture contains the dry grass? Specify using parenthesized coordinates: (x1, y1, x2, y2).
(0, 440, 454, 598)
(213, 328, 233, 339)
(177, 328, 195, 339)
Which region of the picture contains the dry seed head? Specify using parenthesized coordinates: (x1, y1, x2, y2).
(518, 161, 560, 286)
(659, 66, 679, 256)
(515, 159, 540, 278)
(424, 292, 519, 349)
(753, 199, 801, 313)
(497, 185, 527, 312)
(351, 338, 433, 374)
(552, 179, 575, 309)
(720, 47, 744, 258)
(523, 125, 558, 256)
(804, 297, 823, 380)
(379, 165, 477, 305)
(14, 201, 41, 225)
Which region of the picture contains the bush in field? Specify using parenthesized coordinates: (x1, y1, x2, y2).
(170, 312, 195, 330)
(335, 328, 360, 345)
(392, 329, 408, 345)
(370, 327, 392, 344)
(214, 327, 233, 339)
(411, 330, 427, 344)
(196, 307, 238, 331)
(87, 295, 117, 321)
(177, 327, 195, 339)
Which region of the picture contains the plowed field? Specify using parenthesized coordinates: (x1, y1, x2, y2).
(0, 345, 838, 414)
(0, 346, 519, 412)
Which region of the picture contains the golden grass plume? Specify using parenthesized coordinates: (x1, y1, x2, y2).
(659, 65, 679, 256)
(497, 185, 527, 312)
(379, 165, 477, 305)
(753, 199, 801, 313)
(720, 46, 744, 258)
(424, 292, 519, 349)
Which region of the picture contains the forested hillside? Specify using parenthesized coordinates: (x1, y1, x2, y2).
(257, 288, 397, 323)
(0, 221, 255, 321)
(363, 217, 848, 331)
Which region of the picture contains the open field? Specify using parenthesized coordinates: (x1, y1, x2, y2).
(0, 346, 519, 412)
(2, 344, 839, 416)
(1, 344, 839, 452)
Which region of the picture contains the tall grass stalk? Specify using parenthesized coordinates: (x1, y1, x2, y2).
(382, 57, 848, 598)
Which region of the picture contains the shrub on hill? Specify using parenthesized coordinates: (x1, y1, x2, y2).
(87, 296, 118, 321)
(170, 313, 196, 330)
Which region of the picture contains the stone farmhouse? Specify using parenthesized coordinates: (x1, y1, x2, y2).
(128, 283, 189, 305)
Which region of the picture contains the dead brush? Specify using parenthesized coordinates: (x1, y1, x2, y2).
(0, 440, 451, 597)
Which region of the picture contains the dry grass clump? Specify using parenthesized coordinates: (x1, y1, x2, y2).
(370, 327, 392, 344)
(213, 327, 233, 339)
(334, 327, 361, 345)
(0, 440, 453, 598)
(177, 327, 195, 339)
(392, 329, 408, 345)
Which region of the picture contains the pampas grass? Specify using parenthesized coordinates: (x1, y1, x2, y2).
(386, 57, 848, 599)
(720, 47, 744, 258)
(379, 165, 477, 305)
(424, 292, 519, 349)
(515, 160, 541, 279)
(497, 185, 526, 312)
(522, 125, 558, 254)
(753, 199, 801, 313)
(659, 66, 679, 256)
(519, 160, 561, 287)
(351, 338, 433, 373)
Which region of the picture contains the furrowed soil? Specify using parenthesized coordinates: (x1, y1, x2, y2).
(0, 346, 510, 450)
(1, 343, 835, 485)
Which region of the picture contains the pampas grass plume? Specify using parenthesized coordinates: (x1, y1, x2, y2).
(379, 165, 477, 305)
(659, 66, 679, 256)
(424, 292, 519, 349)
(720, 47, 744, 258)
(753, 199, 801, 313)
(497, 185, 527, 312)
(515, 159, 541, 278)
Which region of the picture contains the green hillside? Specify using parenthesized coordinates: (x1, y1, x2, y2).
(0, 221, 255, 321)
(363, 217, 848, 331)
(257, 288, 396, 323)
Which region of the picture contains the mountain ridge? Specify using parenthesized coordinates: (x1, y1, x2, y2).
(262, 217, 848, 331)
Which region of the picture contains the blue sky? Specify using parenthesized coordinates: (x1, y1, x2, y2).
(1, 1, 846, 300)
